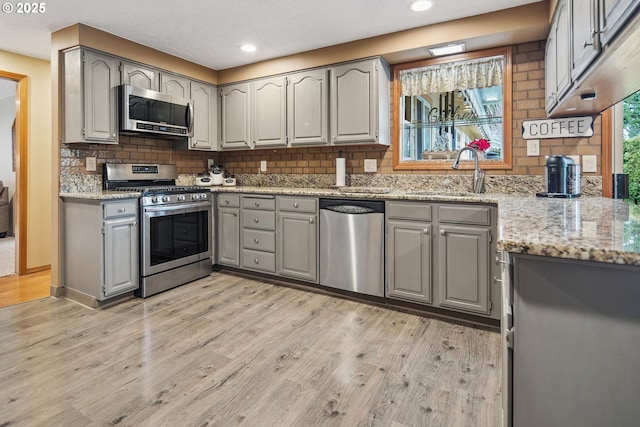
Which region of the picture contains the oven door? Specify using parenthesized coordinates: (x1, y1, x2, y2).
(142, 201, 212, 277)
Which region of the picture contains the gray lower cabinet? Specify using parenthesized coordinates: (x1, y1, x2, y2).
(277, 196, 318, 282)
(437, 224, 490, 314)
(385, 200, 497, 318)
(63, 47, 120, 144)
(241, 195, 276, 273)
(386, 219, 432, 304)
(217, 194, 240, 266)
(63, 198, 138, 304)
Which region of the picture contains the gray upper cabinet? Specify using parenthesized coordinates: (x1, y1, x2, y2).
(220, 83, 251, 150)
(287, 69, 330, 147)
(599, 0, 638, 46)
(437, 224, 491, 315)
(277, 196, 318, 283)
(63, 47, 120, 144)
(121, 62, 158, 91)
(189, 81, 218, 151)
(330, 58, 390, 145)
(570, 0, 600, 80)
(545, 0, 571, 114)
(252, 76, 287, 148)
(160, 72, 191, 98)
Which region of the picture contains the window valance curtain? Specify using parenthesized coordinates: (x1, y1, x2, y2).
(400, 55, 504, 96)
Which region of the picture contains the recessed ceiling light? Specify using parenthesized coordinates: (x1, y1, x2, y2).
(410, 0, 433, 12)
(428, 43, 466, 57)
(241, 44, 256, 52)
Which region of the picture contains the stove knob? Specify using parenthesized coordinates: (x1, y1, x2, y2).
(200, 193, 208, 200)
(178, 194, 186, 201)
(192, 194, 200, 200)
(151, 196, 159, 203)
(162, 196, 171, 202)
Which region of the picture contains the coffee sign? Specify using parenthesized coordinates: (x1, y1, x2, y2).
(522, 116, 594, 139)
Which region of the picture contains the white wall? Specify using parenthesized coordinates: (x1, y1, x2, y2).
(0, 91, 17, 201)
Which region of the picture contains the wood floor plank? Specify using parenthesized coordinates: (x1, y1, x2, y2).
(0, 269, 50, 308)
(0, 272, 501, 426)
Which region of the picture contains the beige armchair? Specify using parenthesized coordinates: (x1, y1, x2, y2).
(0, 181, 9, 238)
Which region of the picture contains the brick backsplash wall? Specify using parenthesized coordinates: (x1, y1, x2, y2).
(60, 41, 602, 180)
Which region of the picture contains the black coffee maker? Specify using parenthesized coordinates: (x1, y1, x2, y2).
(536, 155, 581, 198)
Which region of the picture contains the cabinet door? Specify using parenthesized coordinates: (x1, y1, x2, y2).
(330, 60, 378, 144)
(278, 211, 317, 282)
(554, 0, 572, 100)
(103, 216, 138, 297)
(160, 73, 190, 98)
(217, 207, 240, 266)
(220, 83, 251, 149)
(252, 76, 287, 147)
(571, 0, 600, 80)
(386, 220, 432, 304)
(122, 62, 158, 91)
(287, 69, 329, 146)
(545, 25, 558, 113)
(600, 0, 638, 46)
(83, 50, 120, 143)
(438, 224, 490, 314)
(190, 82, 218, 151)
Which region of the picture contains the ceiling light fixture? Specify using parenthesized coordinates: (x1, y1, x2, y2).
(428, 43, 466, 57)
(241, 44, 256, 52)
(410, 0, 433, 12)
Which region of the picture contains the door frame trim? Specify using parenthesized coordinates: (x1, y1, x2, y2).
(0, 70, 29, 275)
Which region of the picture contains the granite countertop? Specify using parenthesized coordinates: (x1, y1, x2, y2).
(60, 190, 142, 200)
(59, 186, 640, 266)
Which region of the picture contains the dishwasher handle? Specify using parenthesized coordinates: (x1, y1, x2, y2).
(324, 205, 375, 214)
(319, 198, 385, 214)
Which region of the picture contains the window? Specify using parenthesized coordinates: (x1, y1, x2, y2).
(392, 47, 512, 170)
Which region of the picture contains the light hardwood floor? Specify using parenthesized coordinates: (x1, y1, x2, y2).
(0, 269, 50, 308)
(0, 272, 502, 426)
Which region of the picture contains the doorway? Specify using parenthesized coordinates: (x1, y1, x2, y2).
(0, 71, 28, 277)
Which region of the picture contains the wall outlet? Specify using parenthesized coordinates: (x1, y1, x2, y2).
(207, 159, 215, 169)
(260, 160, 267, 173)
(582, 155, 597, 173)
(86, 156, 97, 172)
(364, 159, 377, 173)
(526, 139, 540, 156)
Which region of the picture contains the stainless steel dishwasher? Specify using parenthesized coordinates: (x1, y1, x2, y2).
(319, 199, 384, 297)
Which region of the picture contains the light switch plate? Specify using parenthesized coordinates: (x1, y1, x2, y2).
(567, 155, 580, 165)
(364, 159, 377, 173)
(582, 155, 597, 173)
(86, 156, 97, 172)
(260, 160, 267, 173)
(526, 139, 540, 156)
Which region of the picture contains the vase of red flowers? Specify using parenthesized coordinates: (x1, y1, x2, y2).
(467, 138, 490, 159)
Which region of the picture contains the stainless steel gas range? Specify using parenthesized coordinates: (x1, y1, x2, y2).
(104, 163, 212, 297)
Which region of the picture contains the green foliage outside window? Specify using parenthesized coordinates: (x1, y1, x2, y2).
(623, 135, 640, 203)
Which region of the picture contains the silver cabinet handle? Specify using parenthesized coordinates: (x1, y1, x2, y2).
(255, 202, 260, 207)
(309, 218, 314, 224)
(253, 218, 259, 223)
(225, 199, 230, 204)
(254, 238, 259, 244)
(440, 230, 446, 236)
(423, 228, 429, 234)
(293, 203, 299, 208)
(232, 212, 237, 217)
(118, 208, 126, 213)
(254, 258, 259, 264)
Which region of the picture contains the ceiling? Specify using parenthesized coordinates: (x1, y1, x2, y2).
(0, 0, 543, 70)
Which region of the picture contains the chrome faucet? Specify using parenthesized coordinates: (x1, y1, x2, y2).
(452, 147, 485, 193)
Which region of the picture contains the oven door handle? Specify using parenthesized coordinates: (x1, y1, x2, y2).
(144, 202, 212, 213)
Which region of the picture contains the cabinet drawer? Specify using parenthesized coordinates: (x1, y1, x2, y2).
(218, 194, 240, 208)
(243, 196, 275, 210)
(103, 200, 137, 219)
(438, 205, 491, 226)
(386, 201, 432, 221)
(242, 249, 276, 273)
(278, 196, 317, 213)
(243, 229, 276, 252)
(242, 210, 276, 230)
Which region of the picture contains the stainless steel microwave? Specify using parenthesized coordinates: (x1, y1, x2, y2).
(120, 84, 194, 138)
